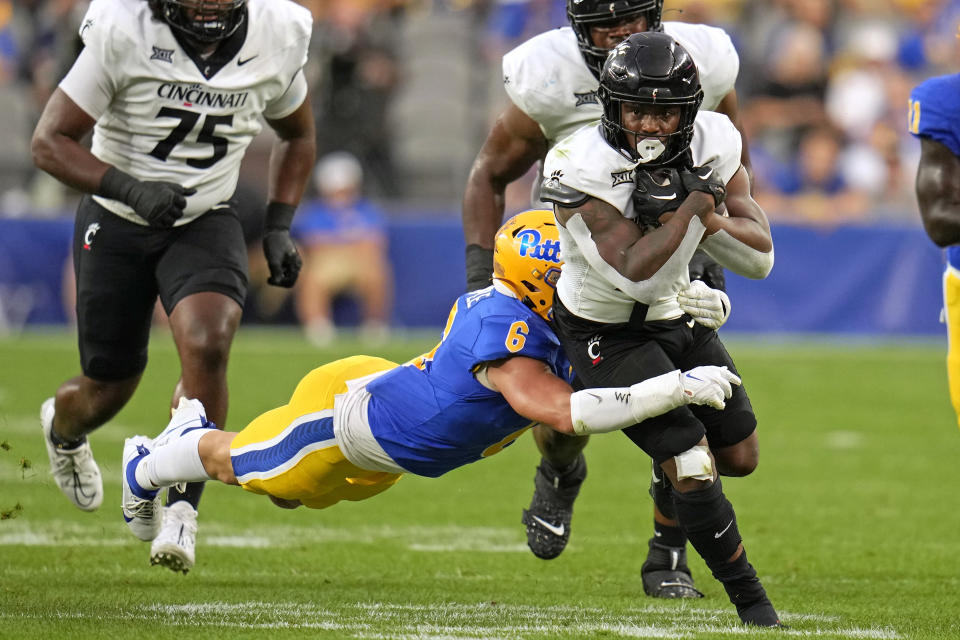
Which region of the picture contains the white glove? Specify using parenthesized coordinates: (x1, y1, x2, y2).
(678, 279, 731, 330)
(680, 365, 741, 410)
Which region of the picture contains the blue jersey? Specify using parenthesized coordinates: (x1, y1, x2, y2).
(909, 74, 960, 267)
(365, 287, 570, 477)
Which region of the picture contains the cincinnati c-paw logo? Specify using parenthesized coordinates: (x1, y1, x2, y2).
(587, 334, 603, 365)
(83, 222, 100, 251)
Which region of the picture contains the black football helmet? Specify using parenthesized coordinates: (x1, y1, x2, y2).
(598, 31, 703, 168)
(567, 0, 663, 78)
(149, 0, 247, 44)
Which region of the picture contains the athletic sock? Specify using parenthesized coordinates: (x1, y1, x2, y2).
(49, 428, 87, 450)
(653, 520, 687, 548)
(672, 479, 779, 625)
(168, 482, 206, 510)
(136, 428, 213, 490)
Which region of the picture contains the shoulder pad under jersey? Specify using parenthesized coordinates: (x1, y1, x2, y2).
(539, 170, 589, 207)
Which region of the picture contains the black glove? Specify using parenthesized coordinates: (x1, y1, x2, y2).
(688, 248, 726, 292)
(262, 202, 302, 288)
(99, 167, 195, 227)
(632, 167, 685, 230)
(679, 164, 726, 207)
(465, 244, 494, 292)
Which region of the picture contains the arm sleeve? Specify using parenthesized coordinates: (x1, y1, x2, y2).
(571, 370, 686, 435)
(699, 230, 774, 279)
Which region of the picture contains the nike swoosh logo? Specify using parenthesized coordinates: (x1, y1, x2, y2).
(686, 319, 696, 328)
(531, 515, 565, 537)
(699, 167, 714, 179)
(586, 392, 602, 402)
(237, 55, 258, 66)
(651, 193, 677, 200)
(714, 519, 734, 538)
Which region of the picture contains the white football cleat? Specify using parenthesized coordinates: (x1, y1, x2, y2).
(121, 436, 164, 541)
(40, 397, 103, 511)
(150, 501, 198, 574)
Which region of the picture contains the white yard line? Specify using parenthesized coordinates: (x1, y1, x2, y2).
(0, 601, 901, 639)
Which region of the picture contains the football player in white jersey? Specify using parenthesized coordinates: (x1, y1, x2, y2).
(539, 32, 780, 627)
(30, 0, 316, 574)
(460, 0, 749, 598)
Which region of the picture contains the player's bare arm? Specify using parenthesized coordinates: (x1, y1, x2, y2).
(265, 94, 317, 206)
(486, 356, 577, 434)
(462, 102, 548, 249)
(487, 355, 740, 437)
(701, 167, 771, 252)
(916, 137, 960, 247)
(556, 192, 713, 282)
(31, 88, 106, 193)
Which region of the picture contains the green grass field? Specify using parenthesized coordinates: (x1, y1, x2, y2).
(1, 329, 959, 639)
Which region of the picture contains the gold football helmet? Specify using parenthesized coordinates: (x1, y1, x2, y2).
(493, 209, 563, 321)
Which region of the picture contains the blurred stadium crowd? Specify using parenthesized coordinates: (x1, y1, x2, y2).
(1, 0, 958, 226)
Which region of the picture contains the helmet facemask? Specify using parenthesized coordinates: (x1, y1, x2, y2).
(156, 0, 247, 45)
(492, 210, 564, 322)
(567, 0, 663, 78)
(598, 33, 703, 168)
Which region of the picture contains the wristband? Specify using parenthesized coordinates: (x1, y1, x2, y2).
(265, 201, 297, 231)
(465, 244, 494, 291)
(98, 166, 139, 203)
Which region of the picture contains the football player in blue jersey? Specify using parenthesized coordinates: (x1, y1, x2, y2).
(119, 210, 739, 534)
(31, 0, 315, 573)
(911, 74, 960, 429)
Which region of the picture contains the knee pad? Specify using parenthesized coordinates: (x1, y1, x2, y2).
(672, 478, 742, 567)
(674, 444, 712, 481)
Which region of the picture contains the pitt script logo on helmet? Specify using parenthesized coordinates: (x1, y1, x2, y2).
(493, 210, 563, 322)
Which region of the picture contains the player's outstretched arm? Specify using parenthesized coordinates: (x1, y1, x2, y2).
(697, 166, 774, 279)
(462, 103, 548, 290)
(916, 138, 960, 247)
(487, 356, 740, 436)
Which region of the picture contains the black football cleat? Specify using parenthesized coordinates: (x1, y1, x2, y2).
(521, 454, 586, 560)
(641, 539, 704, 598)
(737, 597, 784, 628)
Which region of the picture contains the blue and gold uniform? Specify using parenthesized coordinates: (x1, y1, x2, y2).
(909, 74, 960, 427)
(230, 287, 568, 507)
(230, 355, 403, 509)
(367, 285, 568, 478)
(229, 210, 567, 508)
